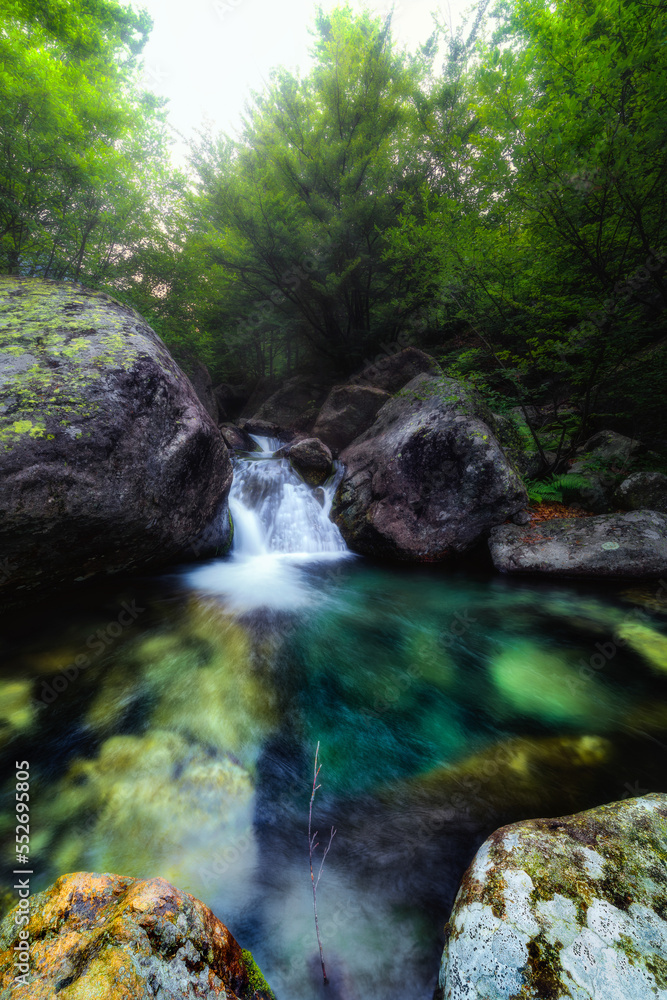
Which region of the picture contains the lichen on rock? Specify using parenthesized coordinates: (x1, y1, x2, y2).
(0, 872, 275, 999)
(438, 793, 667, 1000)
(0, 276, 232, 607)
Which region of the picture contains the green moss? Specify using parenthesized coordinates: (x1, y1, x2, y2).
(0, 277, 145, 448)
(241, 949, 276, 999)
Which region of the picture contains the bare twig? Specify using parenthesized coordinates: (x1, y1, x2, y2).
(308, 741, 336, 986)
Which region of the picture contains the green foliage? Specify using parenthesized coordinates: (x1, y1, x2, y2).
(0, 0, 171, 288)
(159, 7, 432, 379)
(525, 473, 592, 504)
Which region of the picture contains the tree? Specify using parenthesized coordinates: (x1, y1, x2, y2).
(179, 6, 429, 377)
(0, 0, 171, 286)
(385, 0, 667, 451)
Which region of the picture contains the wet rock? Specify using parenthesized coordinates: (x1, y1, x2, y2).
(313, 384, 390, 455)
(239, 418, 292, 441)
(354, 346, 440, 394)
(0, 277, 232, 608)
(220, 422, 260, 452)
(489, 510, 667, 578)
(0, 871, 274, 999)
(616, 471, 667, 514)
(332, 374, 527, 560)
(289, 437, 333, 486)
(437, 793, 667, 1000)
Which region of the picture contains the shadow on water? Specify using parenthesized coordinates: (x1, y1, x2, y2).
(1, 437, 667, 998)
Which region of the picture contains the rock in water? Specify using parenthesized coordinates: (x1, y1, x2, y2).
(489, 510, 667, 577)
(289, 436, 333, 486)
(0, 872, 275, 999)
(331, 374, 526, 560)
(437, 794, 667, 1000)
(0, 277, 232, 605)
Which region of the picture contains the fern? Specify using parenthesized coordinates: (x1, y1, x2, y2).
(526, 473, 590, 504)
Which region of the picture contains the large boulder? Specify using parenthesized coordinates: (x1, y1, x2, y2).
(186, 359, 219, 422)
(572, 429, 642, 468)
(0, 871, 274, 999)
(354, 346, 440, 393)
(313, 383, 390, 455)
(246, 373, 329, 432)
(489, 510, 667, 577)
(288, 436, 333, 486)
(616, 471, 667, 514)
(331, 374, 527, 560)
(437, 794, 667, 1000)
(0, 277, 232, 606)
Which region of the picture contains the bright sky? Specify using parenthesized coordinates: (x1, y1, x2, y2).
(136, 0, 474, 150)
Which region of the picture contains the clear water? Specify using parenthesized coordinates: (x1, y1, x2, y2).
(1, 440, 667, 999)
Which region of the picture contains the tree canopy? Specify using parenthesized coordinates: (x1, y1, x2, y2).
(1, 0, 665, 448)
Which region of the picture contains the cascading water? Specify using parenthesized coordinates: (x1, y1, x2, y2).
(187, 435, 352, 611)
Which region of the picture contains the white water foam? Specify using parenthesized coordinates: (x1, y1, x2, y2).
(186, 435, 353, 611)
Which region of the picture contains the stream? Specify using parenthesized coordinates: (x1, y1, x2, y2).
(1, 437, 667, 998)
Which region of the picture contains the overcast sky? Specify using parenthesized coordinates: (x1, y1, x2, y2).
(136, 0, 474, 153)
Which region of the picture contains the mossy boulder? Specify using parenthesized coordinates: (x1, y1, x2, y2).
(0, 872, 274, 999)
(0, 277, 232, 607)
(331, 374, 527, 560)
(437, 793, 667, 1000)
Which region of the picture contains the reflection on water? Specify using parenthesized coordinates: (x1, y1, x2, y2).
(1, 439, 667, 998)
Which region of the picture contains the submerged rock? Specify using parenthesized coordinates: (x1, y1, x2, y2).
(332, 374, 527, 560)
(0, 871, 274, 999)
(490, 642, 618, 725)
(616, 620, 667, 673)
(313, 383, 390, 455)
(437, 793, 667, 1000)
(0, 680, 35, 750)
(489, 510, 667, 577)
(41, 729, 257, 903)
(0, 277, 232, 607)
(288, 436, 333, 486)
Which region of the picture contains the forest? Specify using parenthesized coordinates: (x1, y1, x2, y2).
(2, 0, 666, 459)
(2, 3, 667, 997)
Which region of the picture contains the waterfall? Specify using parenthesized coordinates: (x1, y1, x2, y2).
(186, 435, 352, 611)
